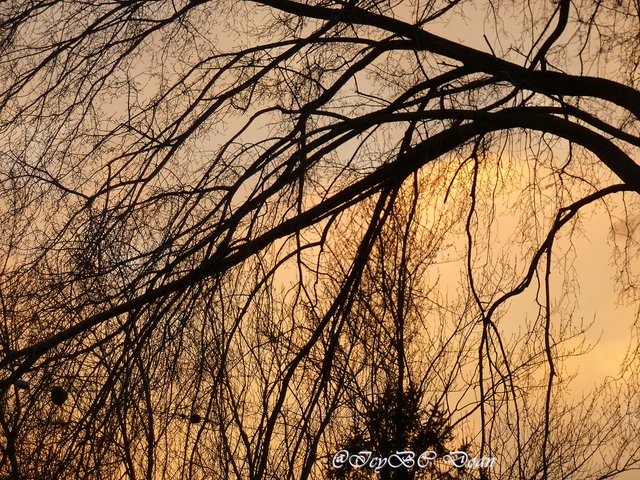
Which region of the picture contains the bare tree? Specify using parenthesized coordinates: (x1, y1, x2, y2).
(323, 177, 463, 480)
(0, 0, 638, 478)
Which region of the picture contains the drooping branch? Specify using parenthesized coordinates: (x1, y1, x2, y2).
(252, 0, 640, 117)
(1, 106, 637, 387)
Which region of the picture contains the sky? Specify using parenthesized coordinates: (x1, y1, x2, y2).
(2, 1, 638, 478)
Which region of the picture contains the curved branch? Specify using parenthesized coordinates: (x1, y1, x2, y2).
(252, 0, 640, 117)
(2, 109, 638, 385)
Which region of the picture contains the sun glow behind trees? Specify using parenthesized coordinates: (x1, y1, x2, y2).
(0, 0, 638, 478)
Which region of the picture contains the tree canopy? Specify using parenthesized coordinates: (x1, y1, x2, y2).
(0, 0, 638, 479)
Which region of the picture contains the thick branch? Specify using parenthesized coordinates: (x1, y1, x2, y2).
(252, 0, 640, 117)
(1, 110, 638, 384)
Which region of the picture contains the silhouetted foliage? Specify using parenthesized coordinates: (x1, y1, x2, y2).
(0, 0, 638, 479)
